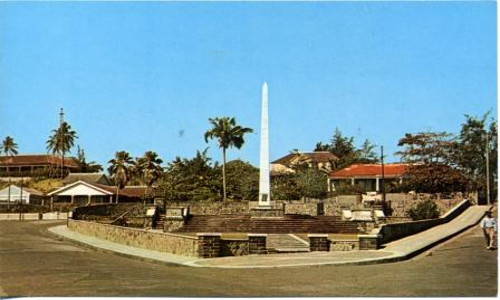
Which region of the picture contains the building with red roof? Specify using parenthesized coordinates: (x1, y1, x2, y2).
(328, 163, 410, 192)
(0, 154, 79, 177)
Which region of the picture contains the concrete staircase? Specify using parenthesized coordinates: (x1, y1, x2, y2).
(174, 214, 359, 234)
(267, 234, 310, 253)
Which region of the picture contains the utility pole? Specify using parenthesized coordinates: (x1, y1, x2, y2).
(59, 108, 65, 180)
(381, 145, 386, 202)
(486, 132, 490, 206)
(19, 179, 23, 221)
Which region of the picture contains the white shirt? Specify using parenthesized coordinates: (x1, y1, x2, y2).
(481, 216, 497, 232)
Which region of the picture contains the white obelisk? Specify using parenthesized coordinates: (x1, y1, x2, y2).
(258, 82, 271, 207)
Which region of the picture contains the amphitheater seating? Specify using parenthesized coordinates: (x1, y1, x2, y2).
(172, 214, 359, 234)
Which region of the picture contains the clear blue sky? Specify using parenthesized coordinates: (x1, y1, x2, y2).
(0, 1, 497, 168)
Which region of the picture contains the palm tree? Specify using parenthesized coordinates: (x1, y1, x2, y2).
(1, 136, 18, 209)
(108, 151, 134, 203)
(135, 151, 163, 205)
(204, 117, 253, 201)
(46, 121, 78, 179)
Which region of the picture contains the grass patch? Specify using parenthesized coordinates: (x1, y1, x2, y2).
(221, 233, 248, 239)
(29, 179, 64, 193)
(328, 234, 358, 240)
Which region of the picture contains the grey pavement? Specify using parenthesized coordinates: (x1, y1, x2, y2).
(48, 205, 491, 269)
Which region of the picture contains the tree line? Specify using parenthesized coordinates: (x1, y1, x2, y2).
(314, 128, 380, 169)
(396, 113, 497, 197)
(1, 111, 497, 202)
(311, 112, 497, 197)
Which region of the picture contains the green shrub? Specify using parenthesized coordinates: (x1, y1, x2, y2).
(407, 199, 440, 220)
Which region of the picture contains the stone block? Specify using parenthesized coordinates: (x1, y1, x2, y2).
(197, 233, 222, 258)
(358, 234, 381, 250)
(330, 240, 358, 251)
(248, 234, 268, 254)
(250, 208, 284, 218)
(308, 234, 330, 252)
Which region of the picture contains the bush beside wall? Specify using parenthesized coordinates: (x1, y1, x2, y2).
(377, 199, 471, 244)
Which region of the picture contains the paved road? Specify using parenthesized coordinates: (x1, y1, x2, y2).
(0, 221, 497, 297)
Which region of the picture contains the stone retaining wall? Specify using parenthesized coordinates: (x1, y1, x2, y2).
(164, 201, 249, 215)
(330, 239, 359, 251)
(220, 239, 249, 256)
(68, 219, 198, 257)
(73, 203, 143, 220)
(250, 208, 284, 217)
(71, 194, 467, 220)
(387, 193, 465, 217)
(284, 203, 318, 215)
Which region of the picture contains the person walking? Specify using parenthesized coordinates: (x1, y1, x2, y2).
(480, 210, 497, 250)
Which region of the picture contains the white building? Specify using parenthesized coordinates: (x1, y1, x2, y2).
(0, 185, 44, 205)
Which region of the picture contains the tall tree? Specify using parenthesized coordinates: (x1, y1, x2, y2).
(75, 146, 102, 173)
(1, 136, 18, 209)
(159, 149, 221, 202)
(401, 163, 468, 193)
(135, 151, 163, 204)
(108, 151, 134, 203)
(330, 128, 356, 158)
(46, 121, 77, 179)
(315, 128, 379, 169)
(456, 113, 497, 197)
(329, 128, 358, 169)
(1, 136, 18, 156)
(204, 117, 253, 201)
(395, 131, 466, 193)
(271, 166, 328, 201)
(356, 139, 380, 164)
(313, 142, 330, 152)
(224, 159, 259, 200)
(295, 167, 329, 200)
(395, 131, 456, 165)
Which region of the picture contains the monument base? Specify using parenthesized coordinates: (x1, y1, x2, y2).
(250, 206, 284, 218)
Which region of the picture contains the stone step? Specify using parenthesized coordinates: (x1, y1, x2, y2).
(267, 234, 310, 253)
(177, 222, 358, 233)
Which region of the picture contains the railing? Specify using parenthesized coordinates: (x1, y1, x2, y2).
(110, 208, 135, 226)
